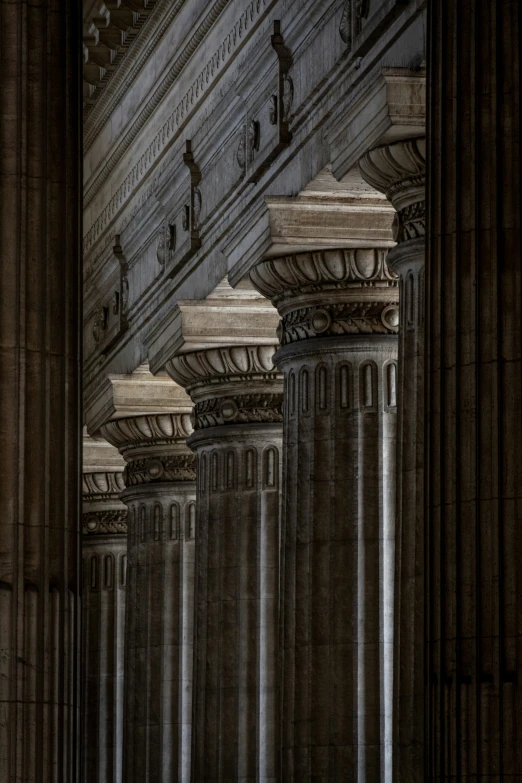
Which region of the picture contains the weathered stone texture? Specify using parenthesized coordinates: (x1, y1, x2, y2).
(359, 137, 426, 781)
(0, 0, 81, 779)
(426, 1, 522, 777)
(167, 342, 284, 782)
(251, 250, 398, 781)
(102, 412, 197, 783)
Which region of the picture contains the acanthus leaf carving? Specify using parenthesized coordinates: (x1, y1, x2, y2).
(279, 301, 400, 345)
(124, 454, 197, 486)
(193, 393, 284, 429)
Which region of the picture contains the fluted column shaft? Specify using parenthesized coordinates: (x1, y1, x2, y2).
(425, 2, 522, 778)
(251, 248, 399, 782)
(0, 0, 80, 779)
(102, 414, 197, 783)
(81, 437, 128, 783)
(359, 138, 426, 781)
(167, 345, 283, 783)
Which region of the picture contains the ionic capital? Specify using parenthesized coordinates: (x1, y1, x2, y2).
(250, 248, 399, 347)
(167, 345, 283, 432)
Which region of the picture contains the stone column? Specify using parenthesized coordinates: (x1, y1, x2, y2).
(0, 0, 81, 779)
(359, 138, 426, 781)
(102, 411, 197, 783)
(423, 2, 521, 777)
(82, 432, 128, 783)
(251, 248, 399, 781)
(167, 345, 283, 783)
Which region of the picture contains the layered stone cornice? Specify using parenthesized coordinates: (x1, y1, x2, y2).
(250, 248, 399, 346)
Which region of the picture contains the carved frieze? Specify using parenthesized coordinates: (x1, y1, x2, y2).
(193, 393, 284, 429)
(83, 509, 128, 536)
(282, 74, 294, 122)
(278, 300, 399, 345)
(83, 0, 273, 252)
(92, 235, 130, 353)
(124, 454, 197, 486)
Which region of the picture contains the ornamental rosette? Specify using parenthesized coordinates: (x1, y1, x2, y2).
(82, 510, 128, 535)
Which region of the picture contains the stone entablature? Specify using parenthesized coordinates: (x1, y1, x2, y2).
(83, 0, 426, 402)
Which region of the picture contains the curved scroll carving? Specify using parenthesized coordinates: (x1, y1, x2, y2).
(279, 301, 399, 345)
(124, 454, 197, 486)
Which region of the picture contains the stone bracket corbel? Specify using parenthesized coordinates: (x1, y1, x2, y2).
(92, 234, 129, 354)
(165, 140, 202, 280)
(239, 21, 294, 186)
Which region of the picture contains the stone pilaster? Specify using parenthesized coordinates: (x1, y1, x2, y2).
(0, 0, 81, 779)
(359, 137, 426, 781)
(102, 406, 196, 783)
(251, 248, 399, 781)
(82, 432, 128, 783)
(424, 2, 521, 777)
(167, 344, 284, 783)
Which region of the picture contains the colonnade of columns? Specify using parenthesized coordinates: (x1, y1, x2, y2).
(2, 1, 522, 778)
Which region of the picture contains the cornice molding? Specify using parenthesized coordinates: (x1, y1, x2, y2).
(84, 0, 188, 148)
(83, 0, 269, 230)
(83, 0, 162, 118)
